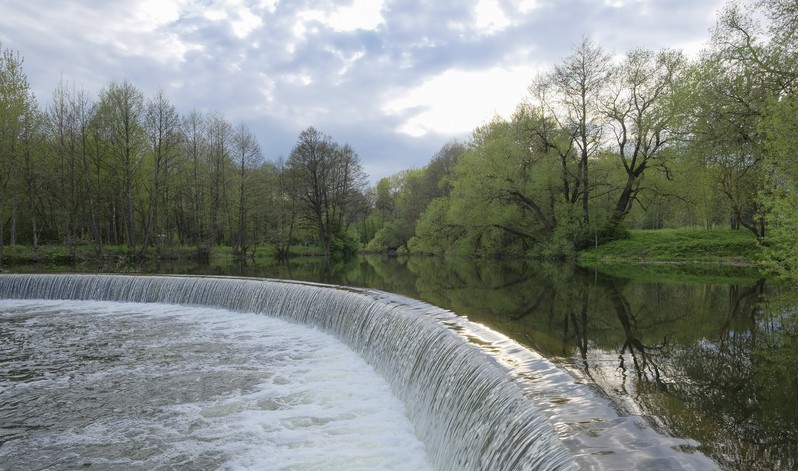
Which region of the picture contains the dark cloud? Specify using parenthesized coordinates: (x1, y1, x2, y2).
(0, 0, 725, 182)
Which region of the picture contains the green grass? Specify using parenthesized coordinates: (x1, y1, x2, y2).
(577, 229, 766, 283)
(579, 228, 762, 265)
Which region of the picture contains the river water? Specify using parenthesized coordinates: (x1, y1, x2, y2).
(3, 255, 797, 470)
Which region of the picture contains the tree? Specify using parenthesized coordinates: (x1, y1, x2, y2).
(367, 141, 466, 253)
(422, 139, 466, 200)
(268, 156, 300, 258)
(600, 49, 686, 238)
(683, 0, 797, 244)
(230, 121, 262, 256)
(0, 46, 36, 259)
(287, 127, 365, 255)
(179, 110, 208, 245)
(142, 89, 181, 256)
(46, 79, 100, 252)
(737, 0, 798, 275)
(205, 112, 233, 246)
(433, 115, 562, 256)
(17, 95, 45, 248)
(531, 37, 613, 233)
(94, 80, 146, 249)
(47, 78, 80, 246)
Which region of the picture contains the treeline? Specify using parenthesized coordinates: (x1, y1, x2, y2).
(2, 0, 797, 278)
(0, 48, 367, 262)
(366, 0, 798, 275)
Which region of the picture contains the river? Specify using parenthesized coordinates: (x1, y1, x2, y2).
(5, 254, 797, 470)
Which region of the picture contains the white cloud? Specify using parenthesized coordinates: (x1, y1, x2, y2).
(230, 6, 263, 38)
(135, 0, 184, 29)
(294, 0, 385, 37)
(474, 0, 511, 34)
(199, 0, 263, 38)
(326, 0, 386, 32)
(383, 66, 540, 137)
(74, 0, 203, 63)
(517, 0, 542, 14)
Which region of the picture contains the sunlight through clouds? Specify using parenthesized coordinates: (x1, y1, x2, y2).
(135, 0, 183, 30)
(294, 0, 385, 36)
(383, 66, 540, 137)
(200, 0, 263, 38)
(474, 0, 511, 34)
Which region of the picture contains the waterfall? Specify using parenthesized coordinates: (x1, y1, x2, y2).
(1, 274, 579, 470)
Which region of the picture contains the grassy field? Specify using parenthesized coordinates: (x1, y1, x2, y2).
(578, 228, 762, 265)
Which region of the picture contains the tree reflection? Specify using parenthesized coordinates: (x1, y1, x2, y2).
(372, 256, 794, 471)
(608, 282, 671, 390)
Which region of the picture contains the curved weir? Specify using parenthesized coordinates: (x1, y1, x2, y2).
(0, 274, 716, 470)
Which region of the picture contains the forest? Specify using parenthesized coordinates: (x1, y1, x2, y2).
(0, 0, 796, 277)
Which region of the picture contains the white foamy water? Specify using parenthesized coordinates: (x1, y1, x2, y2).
(0, 299, 432, 470)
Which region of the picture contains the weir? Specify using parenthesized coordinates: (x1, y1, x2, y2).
(0, 274, 714, 470)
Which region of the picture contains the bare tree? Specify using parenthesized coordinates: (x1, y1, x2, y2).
(231, 121, 262, 256)
(94, 80, 146, 250)
(180, 110, 208, 245)
(531, 37, 613, 231)
(205, 112, 232, 246)
(142, 90, 181, 257)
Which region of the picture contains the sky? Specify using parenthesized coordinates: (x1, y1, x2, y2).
(0, 0, 726, 182)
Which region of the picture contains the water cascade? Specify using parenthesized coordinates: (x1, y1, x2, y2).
(0, 274, 714, 470)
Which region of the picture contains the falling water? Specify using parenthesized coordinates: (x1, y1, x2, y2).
(0, 274, 717, 470)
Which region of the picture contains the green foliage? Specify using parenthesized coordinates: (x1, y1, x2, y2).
(329, 230, 360, 258)
(759, 96, 798, 279)
(366, 141, 466, 253)
(408, 197, 458, 254)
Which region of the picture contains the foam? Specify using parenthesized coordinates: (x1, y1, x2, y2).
(0, 299, 432, 470)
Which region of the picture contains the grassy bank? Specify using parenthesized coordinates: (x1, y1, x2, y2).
(579, 228, 762, 265)
(576, 229, 765, 283)
(0, 243, 329, 268)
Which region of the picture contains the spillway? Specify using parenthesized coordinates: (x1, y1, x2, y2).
(0, 274, 716, 470)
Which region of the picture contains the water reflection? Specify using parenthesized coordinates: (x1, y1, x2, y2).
(21, 255, 798, 471)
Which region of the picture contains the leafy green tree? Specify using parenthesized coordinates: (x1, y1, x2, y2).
(441, 115, 562, 256)
(683, 0, 797, 244)
(760, 95, 798, 277)
(682, 52, 770, 239)
(600, 49, 687, 238)
(368, 141, 465, 253)
(287, 127, 365, 256)
(409, 196, 462, 254)
(0, 45, 38, 259)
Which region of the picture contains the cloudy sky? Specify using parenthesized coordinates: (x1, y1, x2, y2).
(1, 0, 725, 182)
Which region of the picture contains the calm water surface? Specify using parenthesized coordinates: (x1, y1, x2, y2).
(10, 255, 798, 470)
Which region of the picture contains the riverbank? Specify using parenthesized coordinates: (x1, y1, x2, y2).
(0, 243, 330, 269)
(1, 229, 764, 271)
(575, 228, 764, 283)
(578, 228, 761, 265)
